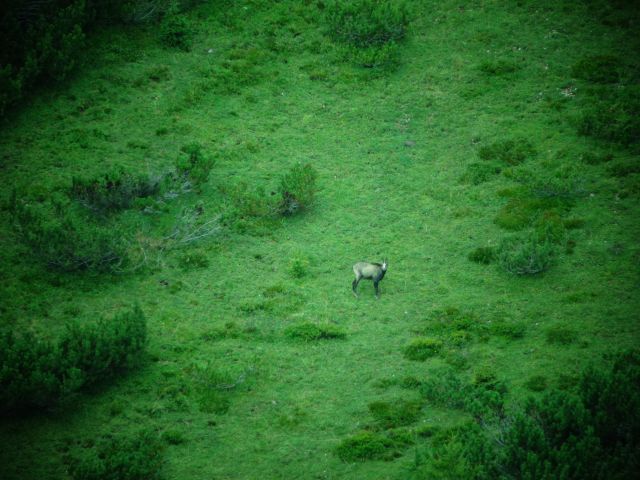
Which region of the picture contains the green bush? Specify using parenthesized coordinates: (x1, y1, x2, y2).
(67, 430, 164, 480)
(326, 0, 409, 49)
(572, 55, 622, 83)
(284, 322, 346, 341)
(174, 143, 215, 188)
(497, 234, 554, 275)
(70, 167, 161, 214)
(160, 12, 195, 51)
(10, 195, 129, 273)
(368, 399, 422, 428)
(335, 430, 410, 462)
(0, 306, 147, 413)
(468, 246, 495, 264)
(404, 337, 443, 361)
(278, 163, 318, 216)
(478, 139, 536, 165)
(578, 87, 640, 147)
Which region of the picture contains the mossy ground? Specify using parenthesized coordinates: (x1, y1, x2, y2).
(1, 1, 639, 479)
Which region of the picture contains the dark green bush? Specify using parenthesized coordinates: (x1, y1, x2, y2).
(160, 12, 195, 51)
(497, 234, 554, 275)
(67, 430, 164, 480)
(478, 139, 536, 165)
(404, 337, 443, 361)
(479, 60, 520, 75)
(70, 167, 161, 214)
(572, 55, 622, 83)
(278, 163, 318, 216)
(468, 246, 495, 264)
(175, 143, 215, 188)
(284, 322, 346, 341)
(335, 430, 410, 462)
(368, 399, 422, 428)
(0, 306, 147, 413)
(578, 87, 640, 147)
(10, 195, 128, 273)
(326, 0, 409, 49)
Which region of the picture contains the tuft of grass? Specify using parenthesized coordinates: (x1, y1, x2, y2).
(404, 337, 443, 361)
(284, 322, 346, 341)
(335, 430, 411, 462)
(368, 399, 422, 428)
(479, 59, 520, 75)
(497, 234, 554, 276)
(546, 325, 577, 345)
(468, 246, 495, 264)
(571, 55, 622, 83)
(524, 375, 547, 392)
(478, 138, 536, 166)
(462, 161, 502, 185)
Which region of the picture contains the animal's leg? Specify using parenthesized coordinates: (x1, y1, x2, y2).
(352, 278, 360, 297)
(374, 281, 380, 298)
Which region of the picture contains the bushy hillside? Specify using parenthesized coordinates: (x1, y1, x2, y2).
(1, 1, 639, 479)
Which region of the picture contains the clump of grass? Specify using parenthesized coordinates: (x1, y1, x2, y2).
(478, 138, 536, 165)
(161, 429, 187, 445)
(201, 322, 242, 342)
(462, 161, 502, 185)
(494, 196, 558, 231)
(174, 143, 215, 188)
(546, 325, 577, 345)
(404, 337, 443, 361)
(489, 320, 526, 339)
(449, 330, 472, 346)
(192, 364, 251, 415)
(479, 59, 520, 75)
(289, 255, 310, 278)
(284, 322, 346, 341)
(160, 11, 195, 51)
(533, 211, 567, 244)
(608, 159, 640, 177)
(571, 55, 622, 83)
(468, 246, 495, 264)
(580, 151, 614, 165)
(368, 399, 422, 428)
(524, 375, 548, 392)
(497, 234, 554, 276)
(400, 376, 422, 389)
(578, 87, 640, 146)
(177, 249, 210, 270)
(278, 163, 318, 216)
(335, 430, 411, 462)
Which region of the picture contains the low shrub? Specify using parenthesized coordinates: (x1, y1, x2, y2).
(478, 138, 536, 165)
(278, 163, 318, 216)
(462, 161, 502, 185)
(578, 87, 640, 147)
(174, 143, 215, 188)
(326, 0, 409, 49)
(479, 60, 520, 75)
(572, 55, 622, 83)
(66, 430, 164, 480)
(284, 322, 346, 341)
(546, 325, 577, 345)
(404, 337, 443, 361)
(0, 306, 147, 413)
(70, 167, 161, 214)
(160, 11, 195, 51)
(335, 430, 410, 462)
(468, 246, 495, 264)
(368, 399, 422, 428)
(9, 196, 128, 273)
(497, 234, 554, 275)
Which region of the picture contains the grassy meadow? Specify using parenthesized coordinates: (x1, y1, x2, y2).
(1, 1, 639, 478)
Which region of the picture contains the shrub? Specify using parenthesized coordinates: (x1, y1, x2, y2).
(368, 399, 422, 428)
(284, 322, 346, 341)
(497, 235, 554, 275)
(479, 60, 520, 75)
(572, 55, 622, 83)
(468, 246, 495, 264)
(174, 143, 215, 188)
(478, 139, 536, 165)
(278, 163, 318, 216)
(66, 430, 164, 480)
(289, 255, 310, 278)
(546, 325, 577, 345)
(404, 337, 443, 361)
(462, 162, 502, 185)
(335, 431, 409, 462)
(160, 11, 194, 51)
(0, 306, 147, 413)
(70, 167, 161, 214)
(326, 0, 409, 49)
(10, 196, 128, 273)
(578, 87, 640, 147)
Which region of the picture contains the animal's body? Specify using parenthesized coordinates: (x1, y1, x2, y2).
(352, 260, 388, 298)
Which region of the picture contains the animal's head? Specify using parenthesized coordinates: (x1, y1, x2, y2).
(382, 259, 388, 271)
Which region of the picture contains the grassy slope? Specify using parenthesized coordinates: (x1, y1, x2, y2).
(1, 1, 639, 479)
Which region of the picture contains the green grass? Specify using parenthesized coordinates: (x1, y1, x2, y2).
(1, 1, 639, 479)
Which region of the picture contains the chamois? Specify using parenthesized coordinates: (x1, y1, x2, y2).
(352, 259, 388, 298)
